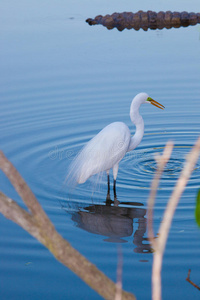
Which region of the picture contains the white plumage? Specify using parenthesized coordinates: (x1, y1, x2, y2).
(67, 92, 164, 194)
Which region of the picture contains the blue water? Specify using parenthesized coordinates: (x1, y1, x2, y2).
(1, 1, 200, 299)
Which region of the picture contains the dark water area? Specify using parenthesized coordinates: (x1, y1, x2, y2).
(0, 1, 200, 299)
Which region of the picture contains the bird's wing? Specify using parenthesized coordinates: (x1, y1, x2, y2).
(67, 122, 131, 185)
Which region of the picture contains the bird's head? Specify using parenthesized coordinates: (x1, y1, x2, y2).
(134, 92, 165, 110)
(146, 96, 165, 109)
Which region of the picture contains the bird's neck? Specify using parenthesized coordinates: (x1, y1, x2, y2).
(127, 103, 144, 152)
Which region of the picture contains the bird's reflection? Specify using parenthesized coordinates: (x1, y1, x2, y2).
(64, 193, 151, 254)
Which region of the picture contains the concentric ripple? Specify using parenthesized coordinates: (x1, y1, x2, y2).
(119, 135, 200, 191)
(24, 126, 199, 202)
(2, 89, 199, 207)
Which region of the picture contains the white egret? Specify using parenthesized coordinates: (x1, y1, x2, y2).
(67, 92, 164, 196)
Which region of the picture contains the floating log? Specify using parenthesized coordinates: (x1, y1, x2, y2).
(86, 10, 200, 31)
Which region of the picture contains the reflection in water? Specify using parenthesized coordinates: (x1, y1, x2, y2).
(63, 197, 151, 253)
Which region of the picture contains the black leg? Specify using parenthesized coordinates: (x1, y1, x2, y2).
(113, 179, 117, 198)
(107, 174, 110, 193)
(106, 174, 111, 202)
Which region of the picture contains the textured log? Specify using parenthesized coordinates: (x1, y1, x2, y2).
(86, 10, 200, 31)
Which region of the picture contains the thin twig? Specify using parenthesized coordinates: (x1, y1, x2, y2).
(186, 269, 200, 291)
(147, 141, 174, 250)
(158, 137, 200, 254)
(148, 137, 200, 300)
(115, 246, 123, 300)
(147, 142, 173, 300)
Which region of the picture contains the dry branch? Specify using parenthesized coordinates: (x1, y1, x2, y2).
(115, 246, 123, 300)
(186, 269, 200, 291)
(158, 137, 200, 254)
(0, 151, 52, 228)
(147, 142, 174, 250)
(147, 137, 200, 300)
(0, 151, 135, 300)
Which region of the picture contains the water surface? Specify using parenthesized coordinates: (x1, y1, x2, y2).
(1, 1, 200, 299)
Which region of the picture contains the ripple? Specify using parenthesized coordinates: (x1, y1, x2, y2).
(119, 132, 200, 191)
(32, 127, 200, 200)
(3, 96, 199, 208)
(57, 128, 200, 207)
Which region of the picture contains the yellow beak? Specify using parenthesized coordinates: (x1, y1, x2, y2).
(149, 98, 165, 110)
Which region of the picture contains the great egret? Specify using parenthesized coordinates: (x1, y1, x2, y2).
(67, 92, 164, 196)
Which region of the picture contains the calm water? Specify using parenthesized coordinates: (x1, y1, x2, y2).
(1, 1, 200, 299)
